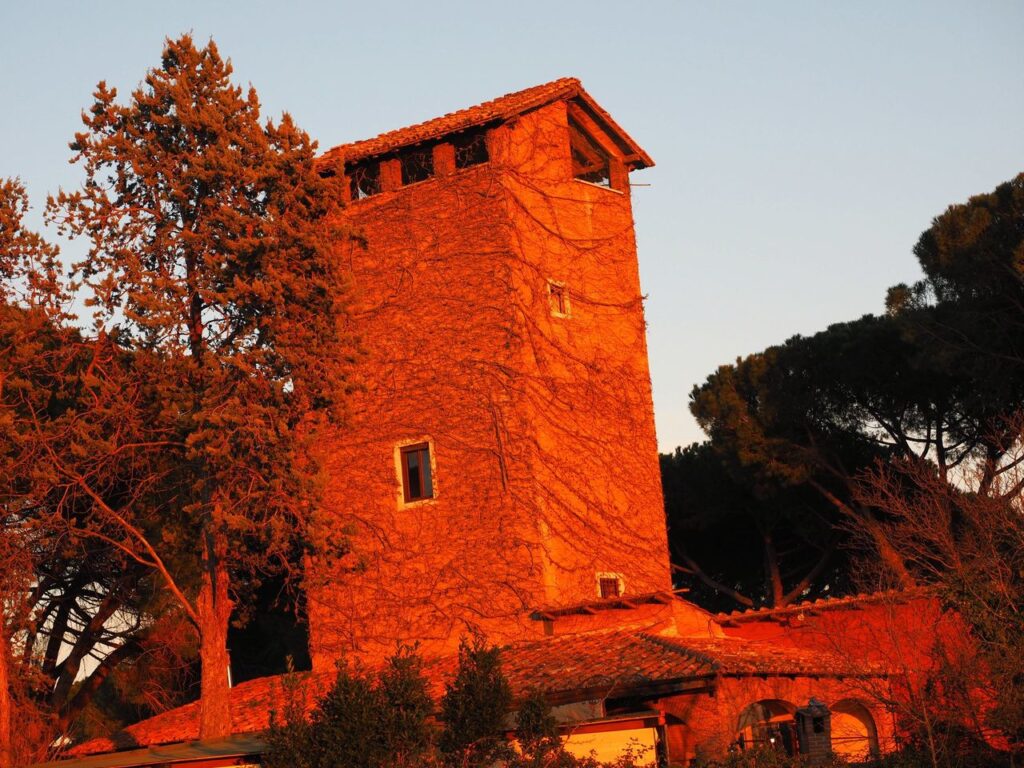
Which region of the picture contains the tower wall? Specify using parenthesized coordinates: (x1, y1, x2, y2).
(307, 97, 670, 667)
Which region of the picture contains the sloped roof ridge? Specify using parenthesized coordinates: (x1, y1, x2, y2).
(714, 587, 932, 622)
(638, 632, 722, 672)
(506, 623, 642, 648)
(321, 77, 581, 165)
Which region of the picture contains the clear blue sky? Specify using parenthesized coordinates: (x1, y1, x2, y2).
(2, 1, 1022, 451)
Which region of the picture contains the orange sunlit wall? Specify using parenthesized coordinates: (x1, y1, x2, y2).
(306, 97, 671, 666)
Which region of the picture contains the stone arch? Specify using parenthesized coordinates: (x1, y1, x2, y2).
(830, 698, 880, 761)
(736, 699, 798, 755)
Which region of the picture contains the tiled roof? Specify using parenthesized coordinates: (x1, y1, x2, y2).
(494, 628, 717, 700)
(65, 670, 333, 757)
(67, 627, 877, 758)
(530, 589, 681, 620)
(319, 78, 653, 168)
(714, 588, 933, 625)
(646, 635, 881, 678)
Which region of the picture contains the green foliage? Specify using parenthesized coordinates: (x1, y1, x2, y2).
(264, 643, 659, 768)
(439, 636, 514, 767)
(661, 443, 845, 611)
(34, 33, 356, 735)
(510, 689, 568, 768)
(678, 173, 1024, 753)
(47, 32, 354, 583)
(693, 748, 846, 768)
(263, 664, 315, 768)
(377, 650, 435, 767)
(264, 649, 434, 768)
(678, 173, 1024, 610)
(508, 689, 656, 768)
(2, 178, 198, 755)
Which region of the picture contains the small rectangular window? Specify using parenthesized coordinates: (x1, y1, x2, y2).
(400, 147, 434, 185)
(400, 443, 434, 503)
(599, 576, 622, 599)
(547, 280, 570, 318)
(348, 162, 381, 200)
(453, 130, 489, 169)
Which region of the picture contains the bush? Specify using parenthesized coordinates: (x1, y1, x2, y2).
(263, 649, 434, 768)
(438, 635, 513, 767)
(265, 640, 662, 768)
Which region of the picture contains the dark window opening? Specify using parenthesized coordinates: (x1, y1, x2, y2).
(401, 443, 434, 503)
(569, 118, 611, 187)
(599, 577, 622, 599)
(453, 130, 489, 169)
(400, 147, 434, 185)
(348, 161, 381, 200)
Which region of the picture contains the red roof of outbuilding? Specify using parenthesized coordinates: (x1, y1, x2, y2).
(713, 588, 933, 626)
(67, 626, 876, 759)
(319, 78, 654, 169)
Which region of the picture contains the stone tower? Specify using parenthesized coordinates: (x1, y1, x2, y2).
(307, 79, 671, 665)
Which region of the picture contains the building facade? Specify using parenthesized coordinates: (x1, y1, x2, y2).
(307, 78, 672, 664)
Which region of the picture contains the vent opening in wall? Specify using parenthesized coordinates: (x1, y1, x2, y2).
(400, 146, 435, 185)
(348, 161, 381, 200)
(453, 129, 489, 169)
(597, 573, 624, 599)
(547, 280, 570, 318)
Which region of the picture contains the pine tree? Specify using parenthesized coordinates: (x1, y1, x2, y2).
(47, 35, 353, 738)
(0, 182, 66, 761)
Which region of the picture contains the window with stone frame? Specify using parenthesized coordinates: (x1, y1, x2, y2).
(547, 280, 570, 318)
(399, 442, 434, 503)
(597, 573, 623, 599)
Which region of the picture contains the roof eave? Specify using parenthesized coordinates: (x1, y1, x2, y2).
(320, 79, 654, 171)
(31, 734, 266, 768)
(569, 89, 654, 170)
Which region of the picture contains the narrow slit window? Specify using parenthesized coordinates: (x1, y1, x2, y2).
(547, 280, 570, 317)
(453, 130, 489, 169)
(400, 443, 434, 503)
(569, 118, 610, 187)
(400, 147, 434, 185)
(348, 162, 381, 200)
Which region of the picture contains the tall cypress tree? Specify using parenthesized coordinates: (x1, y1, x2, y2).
(48, 35, 353, 738)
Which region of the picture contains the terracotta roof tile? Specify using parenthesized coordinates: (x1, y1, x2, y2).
(713, 588, 933, 625)
(319, 78, 652, 168)
(497, 628, 717, 697)
(645, 635, 880, 678)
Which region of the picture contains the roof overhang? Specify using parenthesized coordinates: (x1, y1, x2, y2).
(319, 78, 654, 171)
(31, 734, 265, 768)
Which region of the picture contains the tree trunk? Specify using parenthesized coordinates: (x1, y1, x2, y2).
(862, 516, 916, 588)
(197, 530, 233, 740)
(762, 531, 784, 606)
(0, 626, 12, 768)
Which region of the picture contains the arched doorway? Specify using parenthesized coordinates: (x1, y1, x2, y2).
(830, 699, 880, 762)
(736, 699, 798, 755)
